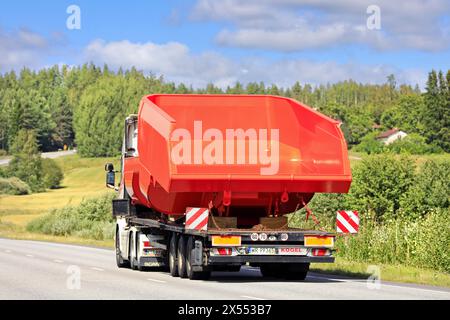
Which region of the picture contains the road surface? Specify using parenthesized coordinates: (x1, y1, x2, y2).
(0, 238, 448, 300)
(0, 150, 77, 167)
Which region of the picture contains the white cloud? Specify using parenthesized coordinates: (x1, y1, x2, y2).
(84, 39, 237, 87)
(83, 39, 427, 88)
(0, 28, 51, 71)
(191, 0, 450, 52)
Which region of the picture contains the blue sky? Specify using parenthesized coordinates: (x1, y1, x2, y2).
(0, 0, 449, 88)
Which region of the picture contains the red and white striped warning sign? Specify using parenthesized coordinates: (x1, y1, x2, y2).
(185, 207, 209, 231)
(336, 210, 359, 234)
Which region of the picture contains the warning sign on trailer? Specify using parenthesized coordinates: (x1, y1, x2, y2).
(336, 210, 359, 234)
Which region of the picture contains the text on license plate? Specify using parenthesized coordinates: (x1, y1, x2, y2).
(247, 247, 277, 255)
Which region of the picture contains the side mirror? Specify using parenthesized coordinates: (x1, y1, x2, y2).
(106, 171, 115, 188)
(105, 163, 114, 172)
(105, 163, 115, 188)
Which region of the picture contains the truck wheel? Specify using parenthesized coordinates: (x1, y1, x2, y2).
(169, 234, 179, 277)
(115, 228, 129, 268)
(186, 237, 211, 280)
(284, 263, 310, 280)
(177, 236, 188, 278)
(129, 232, 138, 271)
(260, 265, 279, 278)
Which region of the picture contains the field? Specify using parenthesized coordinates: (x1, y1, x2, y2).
(0, 155, 118, 246)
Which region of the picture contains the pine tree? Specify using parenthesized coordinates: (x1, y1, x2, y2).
(7, 130, 44, 192)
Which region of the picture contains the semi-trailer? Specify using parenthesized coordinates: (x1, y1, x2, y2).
(106, 94, 352, 280)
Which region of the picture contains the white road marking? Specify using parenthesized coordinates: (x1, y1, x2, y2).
(4, 250, 11, 253)
(308, 275, 450, 295)
(380, 283, 450, 295)
(90, 267, 104, 272)
(53, 259, 64, 263)
(240, 295, 265, 300)
(307, 275, 348, 282)
(26, 254, 34, 258)
(147, 278, 166, 283)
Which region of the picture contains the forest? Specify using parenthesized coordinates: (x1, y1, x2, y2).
(0, 64, 448, 158)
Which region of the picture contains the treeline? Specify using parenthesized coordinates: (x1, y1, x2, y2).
(0, 64, 448, 156)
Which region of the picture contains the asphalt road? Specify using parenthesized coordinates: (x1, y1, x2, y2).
(0, 238, 449, 300)
(0, 150, 77, 167)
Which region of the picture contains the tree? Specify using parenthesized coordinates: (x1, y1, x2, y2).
(7, 130, 44, 192)
(423, 70, 450, 152)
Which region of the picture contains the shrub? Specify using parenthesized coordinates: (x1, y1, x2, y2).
(41, 158, 64, 189)
(0, 177, 31, 195)
(335, 209, 450, 273)
(347, 154, 416, 221)
(386, 133, 442, 155)
(27, 193, 116, 240)
(0, 149, 7, 157)
(352, 131, 384, 154)
(400, 159, 450, 219)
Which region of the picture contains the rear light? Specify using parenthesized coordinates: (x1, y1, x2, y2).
(211, 248, 235, 256)
(304, 235, 334, 247)
(143, 241, 151, 247)
(311, 249, 330, 256)
(217, 248, 232, 256)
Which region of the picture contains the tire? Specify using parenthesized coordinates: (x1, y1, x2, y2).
(227, 265, 241, 272)
(186, 237, 211, 280)
(129, 232, 138, 271)
(169, 234, 179, 277)
(115, 228, 129, 268)
(177, 236, 188, 278)
(260, 265, 279, 278)
(284, 263, 310, 280)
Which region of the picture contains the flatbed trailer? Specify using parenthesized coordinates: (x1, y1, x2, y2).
(113, 201, 335, 280)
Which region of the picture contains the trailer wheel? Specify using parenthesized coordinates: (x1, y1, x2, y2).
(129, 232, 138, 271)
(284, 263, 310, 280)
(186, 237, 211, 280)
(177, 236, 188, 278)
(115, 228, 129, 268)
(260, 265, 280, 278)
(168, 233, 179, 277)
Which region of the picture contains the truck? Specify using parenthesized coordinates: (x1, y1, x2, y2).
(106, 94, 352, 280)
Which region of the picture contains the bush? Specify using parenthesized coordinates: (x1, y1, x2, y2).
(27, 193, 116, 240)
(386, 133, 442, 155)
(352, 131, 384, 154)
(347, 154, 416, 221)
(41, 158, 64, 189)
(0, 177, 31, 195)
(400, 159, 450, 219)
(335, 209, 450, 273)
(0, 149, 7, 157)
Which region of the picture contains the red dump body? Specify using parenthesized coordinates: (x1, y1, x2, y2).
(123, 94, 351, 218)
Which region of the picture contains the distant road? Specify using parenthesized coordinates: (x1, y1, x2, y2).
(0, 238, 449, 300)
(0, 150, 77, 167)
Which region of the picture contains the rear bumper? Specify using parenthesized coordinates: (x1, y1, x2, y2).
(208, 255, 334, 265)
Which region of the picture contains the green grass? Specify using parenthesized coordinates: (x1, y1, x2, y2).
(0, 154, 119, 247)
(0, 155, 119, 226)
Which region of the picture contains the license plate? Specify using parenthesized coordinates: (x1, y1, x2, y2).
(247, 247, 276, 255)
